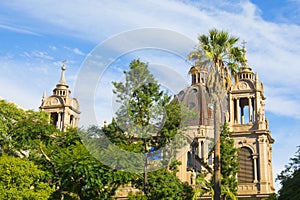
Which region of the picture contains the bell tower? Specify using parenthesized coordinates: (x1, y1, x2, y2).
(228, 45, 275, 199)
(40, 64, 80, 131)
(189, 65, 208, 86)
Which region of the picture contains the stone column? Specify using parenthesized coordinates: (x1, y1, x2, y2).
(57, 112, 61, 130)
(252, 154, 258, 183)
(61, 112, 65, 131)
(237, 98, 240, 124)
(229, 94, 234, 124)
(258, 135, 268, 192)
(249, 97, 252, 123)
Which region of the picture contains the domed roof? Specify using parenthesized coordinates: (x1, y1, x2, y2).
(175, 84, 213, 126)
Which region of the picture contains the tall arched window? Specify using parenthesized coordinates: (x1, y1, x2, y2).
(238, 147, 254, 183)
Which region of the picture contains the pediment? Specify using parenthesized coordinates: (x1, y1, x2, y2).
(42, 96, 64, 107)
(232, 80, 254, 91)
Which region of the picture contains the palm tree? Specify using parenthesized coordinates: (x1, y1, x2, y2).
(189, 29, 243, 200)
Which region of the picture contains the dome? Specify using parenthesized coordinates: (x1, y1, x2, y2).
(175, 84, 213, 126)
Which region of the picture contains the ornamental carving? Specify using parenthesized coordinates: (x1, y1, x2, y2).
(238, 82, 249, 90)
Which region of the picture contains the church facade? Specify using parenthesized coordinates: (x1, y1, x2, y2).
(40, 65, 80, 131)
(175, 48, 275, 199)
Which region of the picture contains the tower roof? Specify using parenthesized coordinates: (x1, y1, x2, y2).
(53, 64, 70, 97)
(238, 42, 254, 81)
(240, 42, 252, 72)
(175, 84, 213, 126)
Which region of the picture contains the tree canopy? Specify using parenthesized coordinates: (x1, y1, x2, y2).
(0, 99, 133, 199)
(277, 146, 300, 200)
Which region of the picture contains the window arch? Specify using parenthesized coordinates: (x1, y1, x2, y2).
(238, 147, 254, 183)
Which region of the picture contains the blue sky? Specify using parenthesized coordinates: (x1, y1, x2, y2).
(1, 0, 300, 191)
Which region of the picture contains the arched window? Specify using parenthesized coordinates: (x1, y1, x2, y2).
(238, 147, 254, 183)
(50, 112, 58, 126)
(187, 151, 192, 168)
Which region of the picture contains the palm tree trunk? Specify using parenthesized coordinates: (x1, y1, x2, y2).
(214, 100, 221, 200)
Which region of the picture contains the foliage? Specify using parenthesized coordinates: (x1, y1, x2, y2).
(262, 193, 278, 200)
(111, 59, 177, 152)
(0, 100, 133, 199)
(132, 167, 194, 200)
(48, 140, 133, 200)
(0, 154, 53, 200)
(188, 29, 244, 91)
(106, 59, 190, 169)
(277, 146, 300, 200)
(127, 192, 147, 200)
(0, 99, 57, 156)
(220, 123, 239, 198)
(106, 59, 194, 199)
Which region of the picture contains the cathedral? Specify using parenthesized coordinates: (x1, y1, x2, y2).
(40, 46, 274, 199)
(175, 47, 275, 199)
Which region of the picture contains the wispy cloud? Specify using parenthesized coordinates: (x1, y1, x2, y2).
(2, 0, 300, 121)
(64, 46, 85, 56)
(0, 23, 40, 36)
(22, 50, 54, 60)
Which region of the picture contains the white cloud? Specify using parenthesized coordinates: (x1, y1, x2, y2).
(1, 2, 299, 109)
(64, 46, 85, 56)
(73, 48, 85, 56)
(49, 45, 57, 51)
(2, 0, 299, 129)
(22, 50, 53, 60)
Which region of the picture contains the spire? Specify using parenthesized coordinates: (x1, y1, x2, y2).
(42, 90, 46, 99)
(240, 41, 252, 72)
(59, 64, 67, 85)
(53, 61, 70, 97)
(238, 41, 254, 81)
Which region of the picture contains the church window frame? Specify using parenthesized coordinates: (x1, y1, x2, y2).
(238, 146, 255, 184)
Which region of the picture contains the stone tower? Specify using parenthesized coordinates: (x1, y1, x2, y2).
(40, 65, 80, 131)
(228, 47, 275, 199)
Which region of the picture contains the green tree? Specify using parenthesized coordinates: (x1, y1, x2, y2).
(0, 154, 53, 200)
(132, 168, 194, 200)
(0, 100, 132, 199)
(0, 99, 57, 157)
(110, 59, 188, 165)
(189, 29, 243, 200)
(262, 193, 278, 200)
(112, 59, 173, 151)
(189, 29, 244, 91)
(104, 59, 194, 198)
(277, 146, 300, 200)
(220, 123, 239, 199)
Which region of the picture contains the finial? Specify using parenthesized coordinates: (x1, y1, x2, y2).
(42, 90, 46, 99)
(59, 60, 67, 85)
(242, 40, 247, 61)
